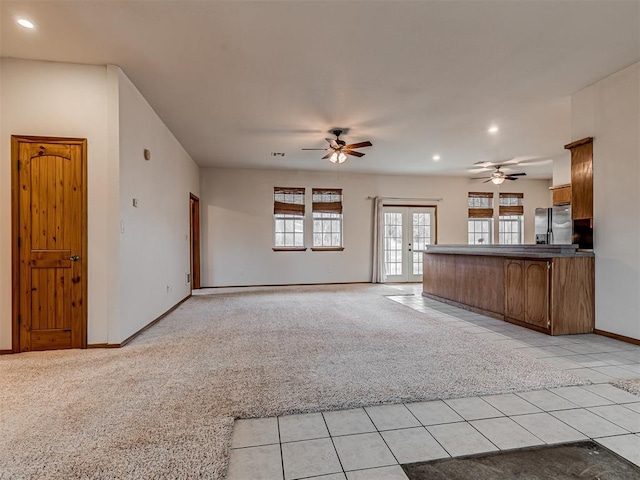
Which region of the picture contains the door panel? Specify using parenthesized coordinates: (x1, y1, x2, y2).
(190, 194, 201, 289)
(504, 259, 524, 321)
(410, 210, 435, 280)
(524, 260, 549, 329)
(13, 137, 87, 352)
(383, 210, 404, 281)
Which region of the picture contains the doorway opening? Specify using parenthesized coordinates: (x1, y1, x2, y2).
(190, 193, 201, 290)
(383, 206, 437, 283)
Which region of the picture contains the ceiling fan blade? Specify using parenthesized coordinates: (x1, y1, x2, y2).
(505, 177, 519, 181)
(345, 150, 365, 157)
(345, 141, 372, 149)
(483, 179, 493, 183)
(471, 176, 491, 180)
(506, 172, 527, 176)
(321, 152, 333, 160)
(301, 148, 329, 151)
(326, 138, 340, 149)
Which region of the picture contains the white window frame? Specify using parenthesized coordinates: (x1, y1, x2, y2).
(274, 213, 305, 248)
(468, 218, 493, 245)
(274, 188, 305, 249)
(312, 189, 343, 249)
(499, 215, 524, 245)
(312, 212, 343, 248)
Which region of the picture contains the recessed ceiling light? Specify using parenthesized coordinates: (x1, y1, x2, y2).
(432, 155, 441, 161)
(17, 18, 35, 29)
(488, 125, 499, 134)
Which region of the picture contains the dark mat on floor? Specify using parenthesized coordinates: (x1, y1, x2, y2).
(402, 441, 640, 480)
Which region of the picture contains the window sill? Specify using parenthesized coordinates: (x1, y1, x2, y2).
(272, 247, 307, 252)
(311, 247, 345, 251)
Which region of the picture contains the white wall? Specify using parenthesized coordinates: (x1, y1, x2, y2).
(552, 152, 572, 185)
(118, 69, 200, 341)
(571, 63, 640, 340)
(0, 58, 120, 349)
(200, 168, 551, 287)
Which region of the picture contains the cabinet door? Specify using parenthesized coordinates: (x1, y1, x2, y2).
(504, 259, 524, 321)
(524, 261, 549, 329)
(552, 185, 571, 206)
(570, 142, 593, 219)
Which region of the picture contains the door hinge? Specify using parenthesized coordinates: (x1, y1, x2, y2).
(17, 159, 20, 171)
(547, 262, 551, 270)
(17, 314, 21, 325)
(17, 237, 21, 248)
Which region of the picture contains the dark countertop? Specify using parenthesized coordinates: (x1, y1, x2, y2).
(421, 244, 594, 258)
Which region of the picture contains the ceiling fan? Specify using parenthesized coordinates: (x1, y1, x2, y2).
(302, 129, 372, 163)
(471, 165, 526, 184)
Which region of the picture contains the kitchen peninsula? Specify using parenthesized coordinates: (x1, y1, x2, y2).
(422, 245, 594, 335)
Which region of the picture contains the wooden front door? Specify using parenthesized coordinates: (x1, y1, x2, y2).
(190, 193, 201, 289)
(12, 136, 87, 352)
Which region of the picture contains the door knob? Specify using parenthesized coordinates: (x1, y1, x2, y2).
(70, 255, 80, 261)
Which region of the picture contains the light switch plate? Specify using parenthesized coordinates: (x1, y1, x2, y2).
(133, 198, 139, 207)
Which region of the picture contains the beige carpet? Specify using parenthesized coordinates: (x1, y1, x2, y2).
(0, 284, 585, 479)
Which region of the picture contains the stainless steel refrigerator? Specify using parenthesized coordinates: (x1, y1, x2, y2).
(535, 206, 572, 245)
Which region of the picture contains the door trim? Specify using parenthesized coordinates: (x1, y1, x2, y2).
(190, 193, 201, 290)
(11, 135, 88, 352)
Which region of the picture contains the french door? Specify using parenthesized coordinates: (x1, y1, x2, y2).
(383, 206, 436, 282)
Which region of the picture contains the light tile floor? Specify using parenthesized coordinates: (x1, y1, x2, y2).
(227, 288, 640, 480)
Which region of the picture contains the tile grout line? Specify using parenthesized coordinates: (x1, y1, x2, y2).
(401, 402, 453, 458)
(277, 416, 286, 480)
(320, 411, 347, 478)
(360, 406, 403, 467)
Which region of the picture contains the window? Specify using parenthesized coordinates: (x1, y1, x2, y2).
(312, 188, 343, 249)
(499, 193, 524, 245)
(499, 216, 523, 244)
(468, 219, 493, 244)
(468, 192, 494, 245)
(274, 187, 305, 249)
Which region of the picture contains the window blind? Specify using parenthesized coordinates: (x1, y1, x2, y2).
(468, 192, 494, 218)
(312, 188, 343, 214)
(274, 187, 305, 216)
(499, 192, 524, 216)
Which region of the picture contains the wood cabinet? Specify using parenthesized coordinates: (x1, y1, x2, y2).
(565, 138, 593, 220)
(550, 184, 571, 206)
(423, 250, 595, 335)
(505, 260, 550, 331)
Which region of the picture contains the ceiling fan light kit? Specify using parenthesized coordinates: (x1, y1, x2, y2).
(302, 129, 372, 164)
(330, 152, 347, 164)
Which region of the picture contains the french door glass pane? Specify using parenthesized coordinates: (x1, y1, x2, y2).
(412, 213, 432, 275)
(384, 212, 403, 276)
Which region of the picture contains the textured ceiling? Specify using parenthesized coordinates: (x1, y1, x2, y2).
(2, 1, 639, 178)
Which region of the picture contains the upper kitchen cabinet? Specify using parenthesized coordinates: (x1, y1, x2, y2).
(549, 184, 572, 206)
(565, 137, 593, 220)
